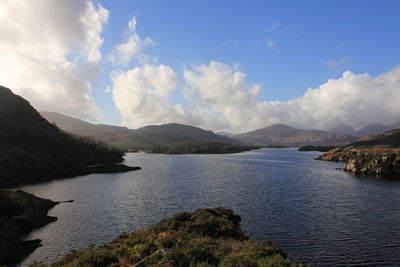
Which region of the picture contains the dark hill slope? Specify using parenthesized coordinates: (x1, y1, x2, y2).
(234, 123, 357, 146)
(41, 112, 240, 150)
(0, 86, 124, 188)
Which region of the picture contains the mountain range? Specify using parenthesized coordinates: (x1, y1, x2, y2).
(329, 118, 400, 137)
(40, 110, 400, 149)
(41, 112, 239, 150)
(42, 112, 362, 148)
(234, 123, 357, 146)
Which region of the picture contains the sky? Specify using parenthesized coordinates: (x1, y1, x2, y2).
(0, 0, 399, 133)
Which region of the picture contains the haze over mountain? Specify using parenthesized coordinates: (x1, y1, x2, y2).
(329, 125, 357, 136)
(327, 117, 400, 138)
(235, 123, 357, 146)
(41, 112, 239, 150)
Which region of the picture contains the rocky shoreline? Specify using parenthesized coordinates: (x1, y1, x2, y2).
(0, 190, 61, 265)
(317, 147, 400, 176)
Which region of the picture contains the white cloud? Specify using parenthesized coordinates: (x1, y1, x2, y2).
(264, 22, 281, 32)
(111, 64, 190, 128)
(266, 40, 276, 48)
(0, 0, 108, 120)
(108, 16, 155, 66)
(183, 61, 400, 132)
(326, 56, 352, 68)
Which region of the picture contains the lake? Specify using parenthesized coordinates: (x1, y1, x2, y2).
(18, 148, 400, 266)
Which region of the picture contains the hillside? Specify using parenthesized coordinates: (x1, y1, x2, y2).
(41, 112, 240, 150)
(0, 86, 132, 188)
(317, 129, 400, 175)
(234, 123, 357, 146)
(32, 208, 293, 267)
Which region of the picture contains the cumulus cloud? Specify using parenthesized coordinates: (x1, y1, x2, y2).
(183, 61, 400, 132)
(108, 16, 155, 66)
(111, 64, 190, 128)
(0, 0, 108, 120)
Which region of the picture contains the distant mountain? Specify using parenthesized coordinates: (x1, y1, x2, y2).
(41, 112, 239, 150)
(234, 123, 357, 146)
(0, 86, 124, 188)
(329, 125, 356, 135)
(354, 123, 392, 138)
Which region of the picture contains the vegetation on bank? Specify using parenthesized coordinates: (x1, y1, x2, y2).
(0, 190, 58, 265)
(0, 86, 131, 188)
(148, 141, 261, 154)
(31, 208, 298, 267)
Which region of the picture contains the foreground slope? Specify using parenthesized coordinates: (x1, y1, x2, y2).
(318, 129, 400, 175)
(41, 112, 240, 150)
(234, 123, 357, 146)
(0, 86, 127, 188)
(32, 208, 294, 267)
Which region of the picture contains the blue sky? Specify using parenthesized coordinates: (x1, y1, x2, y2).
(1, 0, 400, 132)
(96, 0, 400, 127)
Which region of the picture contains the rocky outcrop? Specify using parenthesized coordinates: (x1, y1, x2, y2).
(0, 190, 59, 265)
(316, 147, 358, 161)
(318, 147, 400, 176)
(344, 152, 400, 175)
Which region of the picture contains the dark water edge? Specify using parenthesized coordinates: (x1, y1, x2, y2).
(17, 148, 400, 266)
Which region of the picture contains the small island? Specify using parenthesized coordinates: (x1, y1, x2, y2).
(298, 145, 337, 152)
(147, 141, 261, 154)
(30, 208, 294, 267)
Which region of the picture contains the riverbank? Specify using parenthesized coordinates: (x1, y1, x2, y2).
(0, 190, 60, 265)
(31, 207, 295, 266)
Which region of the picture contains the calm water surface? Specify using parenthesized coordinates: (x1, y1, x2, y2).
(18, 148, 400, 266)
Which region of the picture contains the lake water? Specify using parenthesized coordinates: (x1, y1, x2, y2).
(18, 148, 400, 266)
